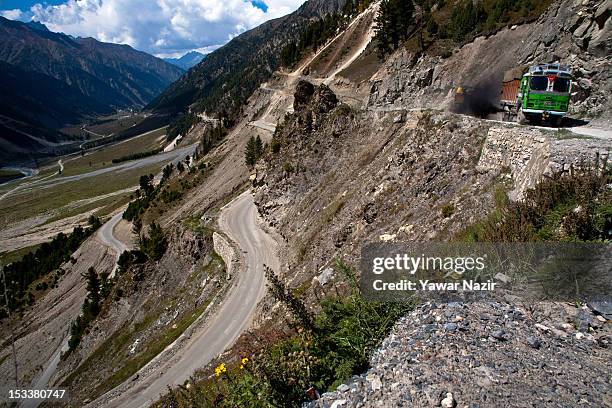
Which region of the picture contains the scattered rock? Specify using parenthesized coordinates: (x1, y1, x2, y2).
(441, 392, 456, 408)
(306, 302, 612, 408)
(494, 272, 510, 284)
(379, 233, 397, 242)
(491, 329, 507, 341)
(315, 267, 334, 286)
(444, 323, 458, 332)
(535, 323, 552, 332)
(336, 384, 350, 393)
(330, 399, 347, 408)
(588, 297, 612, 320)
(366, 374, 382, 391)
(527, 336, 541, 349)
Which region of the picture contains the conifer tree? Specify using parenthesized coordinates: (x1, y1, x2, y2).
(255, 135, 264, 159)
(83, 267, 101, 320)
(374, 0, 416, 57)
(141, 222, 167, 261)
(245, 136, 258, 167)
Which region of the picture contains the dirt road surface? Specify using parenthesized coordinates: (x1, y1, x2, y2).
(90, 190, 279, 408)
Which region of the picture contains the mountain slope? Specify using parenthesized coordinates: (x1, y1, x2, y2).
(0, 17, 183, 129)
(148, 0, 348, 117)
(164, 51, 206, 70)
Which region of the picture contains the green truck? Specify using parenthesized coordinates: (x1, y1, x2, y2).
(500, 63, 573, 125)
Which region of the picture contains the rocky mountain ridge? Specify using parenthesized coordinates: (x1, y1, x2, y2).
(163, 51, 206, 71)
(147, 0, 350, 116)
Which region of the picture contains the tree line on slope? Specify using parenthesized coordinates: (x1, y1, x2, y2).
(67, 266, 112, 353)
(374, 0, 552, 57)
(111, 147, 163, 164)
(280, 0, 376, 68)
(0, 216, 101, 317)
(123, 174, 168, 262)
(64, 174, 173, 353)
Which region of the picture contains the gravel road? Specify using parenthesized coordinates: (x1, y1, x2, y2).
(91, 190, 279, 408)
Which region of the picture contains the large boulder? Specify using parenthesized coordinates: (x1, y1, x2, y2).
(312, 84, 338, 114)
(293, 80, 316, 111)
(587, 16, 611, 57)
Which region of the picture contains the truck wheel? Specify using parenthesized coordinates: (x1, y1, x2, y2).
(517, 107, 528, 125)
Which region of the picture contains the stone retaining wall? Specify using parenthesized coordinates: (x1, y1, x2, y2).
(213, 232, 236, 279)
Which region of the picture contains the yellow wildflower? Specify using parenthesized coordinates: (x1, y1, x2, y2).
(240, 357, 249, 369)
(215, 363, 227, 377)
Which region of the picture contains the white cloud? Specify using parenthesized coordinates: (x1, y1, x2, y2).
(27, 0, 304, 56)
(0, 9, 23, 20)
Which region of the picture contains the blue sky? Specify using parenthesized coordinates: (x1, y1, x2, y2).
(1, 0, 268, 10)
(0, 0, 302, 57)
(251, 0, 268, 12)
(0, 0, 63, 8)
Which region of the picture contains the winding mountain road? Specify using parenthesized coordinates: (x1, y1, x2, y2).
(92, 190, 279, 408)
(97, 211, 130, 277)
(249, 120, 277, 133)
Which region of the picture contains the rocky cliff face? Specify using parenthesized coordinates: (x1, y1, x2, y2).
(254, 83, 611, 294)
(250, 78, 610, 406)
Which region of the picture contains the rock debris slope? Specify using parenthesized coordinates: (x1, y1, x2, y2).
(308, 301, 612, 408)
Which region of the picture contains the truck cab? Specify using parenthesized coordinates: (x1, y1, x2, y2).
(517, 64, 573, 125)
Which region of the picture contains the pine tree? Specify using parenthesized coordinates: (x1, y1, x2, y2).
(139, 174, 154, 196)
(245, 136, 258, 167)
(141, 222, 167, 261)
(264, 266, 314, 331)
(83, 267, 101, 320)
(255, 135, 264, 159)
(374, 0, 416, 57)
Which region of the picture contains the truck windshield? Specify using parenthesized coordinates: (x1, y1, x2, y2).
(529, 76, 548, 91)
(553, 78, 570, 93)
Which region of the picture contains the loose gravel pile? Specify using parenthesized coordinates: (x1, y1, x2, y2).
(307, 300, 611, 407)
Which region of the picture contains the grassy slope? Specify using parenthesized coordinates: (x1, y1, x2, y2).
(0, 162, 162, 223)
(63, 252, 226, 403)
(60, 128, 166, 177)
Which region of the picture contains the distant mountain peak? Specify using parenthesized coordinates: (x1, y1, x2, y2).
(25, 21, 49, 32)
(163, 51, 206, 70)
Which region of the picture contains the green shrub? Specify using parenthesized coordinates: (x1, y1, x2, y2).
(441, 203, 455, 218)
(461, 165, 611, 242)
(141, 223, 167, 261)
(270, 138, 282, 154)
